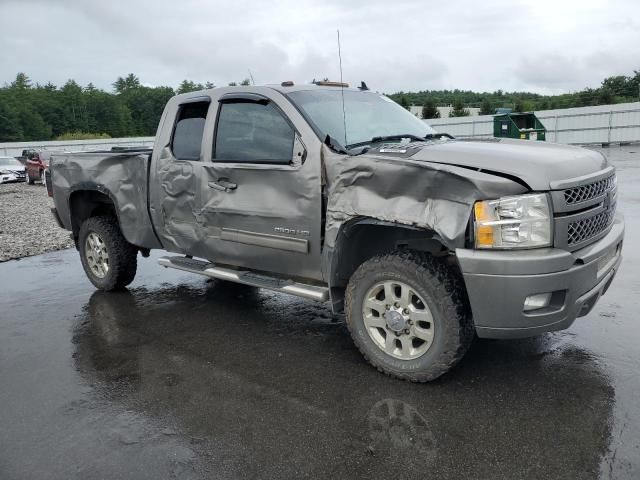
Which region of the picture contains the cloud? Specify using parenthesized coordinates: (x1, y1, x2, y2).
(514, 54, 586, 90)
(514, 50, 640, 94)
(0, 0, 638, 94)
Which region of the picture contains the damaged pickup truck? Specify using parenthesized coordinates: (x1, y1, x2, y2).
(50, 83, 624, 381)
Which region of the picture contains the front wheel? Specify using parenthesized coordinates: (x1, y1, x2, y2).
(345, 251, 474, 382)
(78, 216, 138, 290)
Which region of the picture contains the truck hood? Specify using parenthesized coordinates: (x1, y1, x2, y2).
(408, 138, 608, 190)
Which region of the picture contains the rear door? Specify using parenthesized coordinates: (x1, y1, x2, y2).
(150, 95, 213, 255)
(197, 90, 324, 281)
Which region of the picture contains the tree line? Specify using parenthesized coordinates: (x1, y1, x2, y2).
(1, 70, 639, 141)
(0, 73, 250, 143)
(390, 69, 640, 118)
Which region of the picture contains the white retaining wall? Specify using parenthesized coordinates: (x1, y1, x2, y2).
(0, 137, 155, 157)
(426, 102, 640, 144)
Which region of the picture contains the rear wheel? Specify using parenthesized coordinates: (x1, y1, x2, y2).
(345, 251, 473, 382)
(78, 216, 138, 290)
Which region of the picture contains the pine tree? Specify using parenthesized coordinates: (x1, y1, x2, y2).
(113, 73, 140, 93)
(449, 98, 469, 117)
(11, 73, 31, 90)
(479, 99, 494, 115)
(597, 88, 614, 105)
(177, 80, 203, 94)
(0, 100, 23, 141)
(514, 99, 534, 112)
(421, 99, 440, 119)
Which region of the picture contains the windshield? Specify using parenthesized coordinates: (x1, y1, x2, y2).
(0, 157, 21, 167)
(288, 89, 435, 148)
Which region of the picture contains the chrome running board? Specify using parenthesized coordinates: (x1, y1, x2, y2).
(158, 256, 329, 302)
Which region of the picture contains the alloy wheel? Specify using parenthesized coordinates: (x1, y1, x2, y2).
(362, 280, 435, 360)
(85, 232, 109, 278)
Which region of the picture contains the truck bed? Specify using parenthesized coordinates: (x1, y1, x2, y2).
(50, 149, 161, 250)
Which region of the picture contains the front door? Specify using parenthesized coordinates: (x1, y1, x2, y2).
(196, 91, 324, 281)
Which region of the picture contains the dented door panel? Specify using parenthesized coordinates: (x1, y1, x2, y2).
(149, 88, 324, 280)
(195, 88, 324, 280)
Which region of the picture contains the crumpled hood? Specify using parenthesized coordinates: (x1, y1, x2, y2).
(408, 138, 608, 190)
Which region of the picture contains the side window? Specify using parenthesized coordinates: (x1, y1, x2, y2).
(214, 101, 295, 164)
(171, 101, 209, 160)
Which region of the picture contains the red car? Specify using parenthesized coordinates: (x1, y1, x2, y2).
(26, 151, 60, 186)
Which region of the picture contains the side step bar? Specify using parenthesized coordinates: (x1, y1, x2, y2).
(158, 256, 329, 302)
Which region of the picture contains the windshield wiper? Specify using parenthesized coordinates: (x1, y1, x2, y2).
(370, 134, 426, 143)
(346, 134, 427, 149)
(425, 133, 455, 140)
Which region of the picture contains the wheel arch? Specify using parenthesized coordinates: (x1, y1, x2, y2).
(326, 217, 452, 312)
(68, 183, 121, 243)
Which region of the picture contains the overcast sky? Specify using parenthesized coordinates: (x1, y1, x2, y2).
(1, 0, 638, 94)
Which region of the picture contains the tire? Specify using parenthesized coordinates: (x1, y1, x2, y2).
(345, 250, 473, 382)
(78, 215, 138, 291)
(26, 170, 34, 185)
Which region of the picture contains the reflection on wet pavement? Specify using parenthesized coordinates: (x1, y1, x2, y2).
(0, 146, 639, 479)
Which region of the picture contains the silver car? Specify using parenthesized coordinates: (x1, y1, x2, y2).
(0, 156, 26, 184)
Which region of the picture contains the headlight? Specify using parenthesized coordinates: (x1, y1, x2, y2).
(473, 193, 552, 249)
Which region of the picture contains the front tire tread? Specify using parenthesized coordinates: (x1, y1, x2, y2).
(345, 250, 474, 382)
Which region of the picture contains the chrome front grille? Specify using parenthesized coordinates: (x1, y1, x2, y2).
(567, 202, 616, 246)
(551, 168, 617, 251)
(563, 174, 615, 205)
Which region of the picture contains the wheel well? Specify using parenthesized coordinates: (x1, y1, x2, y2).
(328, 220, 450, 311)
(69, 190, 118, 239)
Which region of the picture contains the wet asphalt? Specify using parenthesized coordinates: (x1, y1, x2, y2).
(1, 146, 639, 480)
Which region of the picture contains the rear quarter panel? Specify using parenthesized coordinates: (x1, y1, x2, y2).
(51, 151, 162, 249)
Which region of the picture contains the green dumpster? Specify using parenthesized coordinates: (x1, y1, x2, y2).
(493, 112, 546, 141)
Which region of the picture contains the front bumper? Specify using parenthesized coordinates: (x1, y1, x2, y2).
(456, 213, 624, 339)
(0, 172, 25, 183)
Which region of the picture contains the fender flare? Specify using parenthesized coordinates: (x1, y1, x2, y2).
(67, 182, 122, 234)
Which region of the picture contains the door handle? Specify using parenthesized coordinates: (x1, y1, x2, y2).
(208, 179, 237, 192)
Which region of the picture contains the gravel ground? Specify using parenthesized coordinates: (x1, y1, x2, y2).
(0, 181, 74, 262)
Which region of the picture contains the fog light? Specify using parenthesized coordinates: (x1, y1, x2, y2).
(523, 293, 552, 311)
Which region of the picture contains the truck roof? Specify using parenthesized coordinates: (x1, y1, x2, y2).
(267, 83, 369, 94)
(173, 83, 372, 101)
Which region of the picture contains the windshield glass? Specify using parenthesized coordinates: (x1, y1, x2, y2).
(0, 157, 21, 166)
(288, 89, 435, 148)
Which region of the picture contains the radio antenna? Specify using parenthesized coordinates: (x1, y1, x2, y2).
(337, 29, 347, 147)
(248, 69, 256, 85)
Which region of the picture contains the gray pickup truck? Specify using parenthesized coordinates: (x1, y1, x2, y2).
(50, 82, 624, 382)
